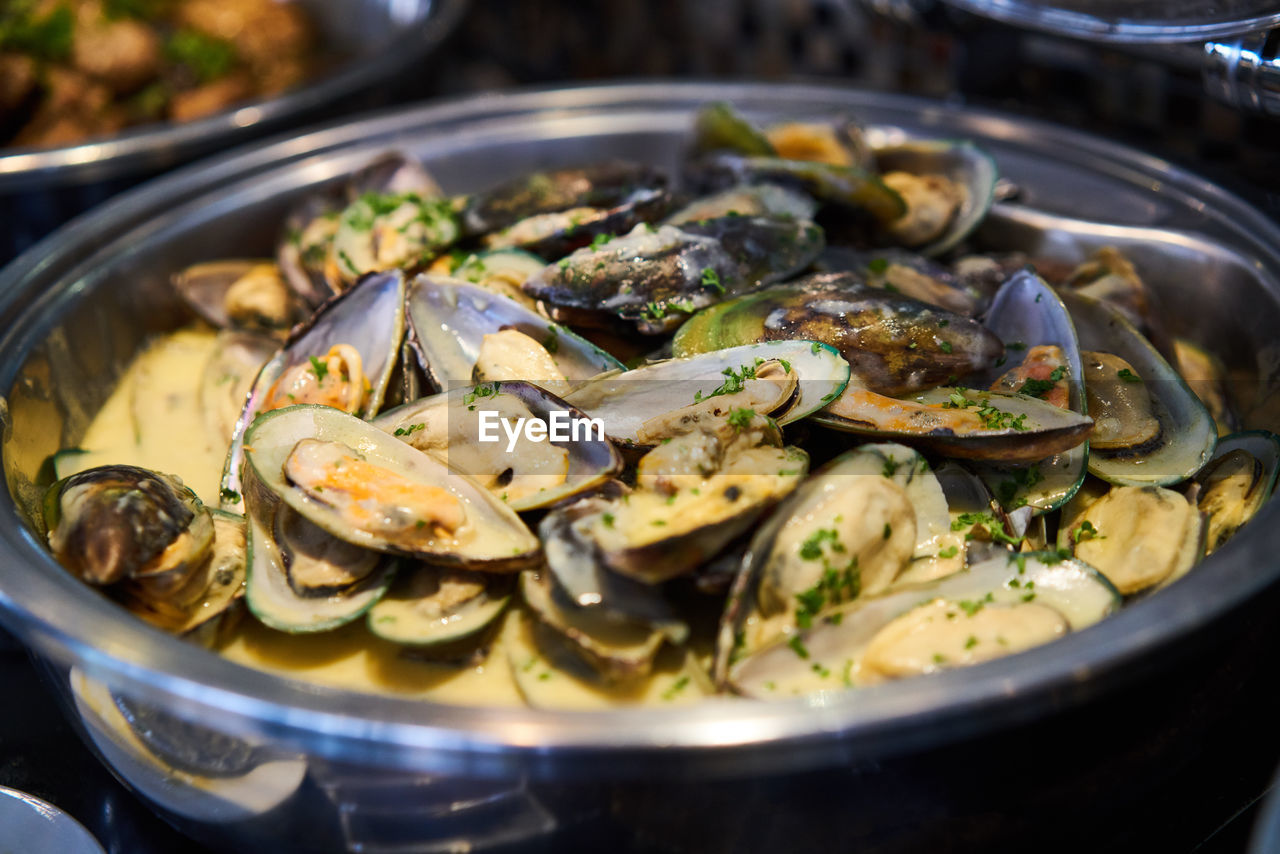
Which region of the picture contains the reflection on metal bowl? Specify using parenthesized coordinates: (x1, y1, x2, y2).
(3, 83, 1280, 852)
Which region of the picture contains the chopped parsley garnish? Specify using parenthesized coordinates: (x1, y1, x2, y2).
(727, 407, 756, 430)
(799, 528, 845, 560)
(810, 342, 822, 354)
(882, 455, 900, 478)
(165, 29, 238, 84)
(952, 512, 1022, 546)
(787, 635, 810, 659)
(883, 522, 892, 540)
(661, 675, 691, 701)
(309, 356, 329, 382)
(1072, 520, 1102, 543)
(867, 257, 889, 275)
(1017, 365, 1066, 399)
(1006, 341, 1027, 351)
(462, 382, 499, 410)
(700, 266, 725, 294)
(694, 363, 758, 403)
(938, 340, 953, 354)
(811, 663, 831, 678)
(1117, 367, 1142, 383)
(964, 635, 979, 650)
(589, 232, 615, 251)
(601, 513, 615, 528)
(996, 465, 1043, 507)
(937, 545, 959, 559)
(219, 487, 241, 505)
(542, 325, 560, 354)
(942, 390, 1028, 431)
(393, 422, 424, 437)
(2, 4, 74, 62)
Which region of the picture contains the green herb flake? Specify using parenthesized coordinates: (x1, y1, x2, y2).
(309, 356, 329, 382)
(787, 635, 810, 659)
(1117, 367, 1142, 383)
(661, 675, 691, 701)
(165, 29, 238, 84)
(393, 422, 424, 437)
(700, 266, 725, 294)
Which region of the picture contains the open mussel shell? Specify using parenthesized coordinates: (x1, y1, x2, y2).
(1063, 290, 1217, 486)
(243, 405, 541, 569)
(727, 551, 1120, 698)
(119, 509, 247, 635)
(563, 340, 850, 447)
(522, 215, 824, 334)
(463, 161, 670, 238)
(814, 247, 986, 316)
(366, 564, 513, 647)
(816, 385, 1093, 462)
(714, 443, 964, 683)
(372, 381, 623, 512)
(970, 270, 1088, 512)
(220, 269, 407, 509)
(405, 275, 623, 392)
(664, 183, 817, 226)
(690, 101, 776, 157)
(43, 464, 215, 587)
(873, 140, 998, 257)
(1065, 484, 1205, 596)
(520, 570, 666, 682)
(172, 259, 305, 332)
(1173, 337, 1239, 435)
(1195, 431, 1280, 555)
(200, 331, 278, 449)
(673, 272, 1002, 396)
(276, 153, 440, 306)
(506, 610, 711, 709)
(685, 152, 905, 225)
(538, 497, 689, 638)
(241, 462, 395, 633)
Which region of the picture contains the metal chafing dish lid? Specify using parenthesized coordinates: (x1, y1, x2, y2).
(940, 0, 1280, 43)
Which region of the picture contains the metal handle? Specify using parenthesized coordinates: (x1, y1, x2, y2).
(1203, 29, 1280, 114)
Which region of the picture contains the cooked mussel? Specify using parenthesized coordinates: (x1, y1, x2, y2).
(244, 405, 541, 572)
(44, 465, 214, 587)
(969, 270, 1089, 512)
(1194, 431, 1280, 555)
(673, 272, 1003, 396)
(1063, 485, 1204, 595)
(220, 269, 406, 509)
(725, 551, 1119, 697)
(564, 340, 850, 447)
(1064, 290, 1216, 486)
(172, 260, 305, 332)
(367, 564, 513, 648)
(523, 214, 823, 334)
(405, 275, 623, 392)
(715, 443, 965, 680)
(372, 381, 622, 512)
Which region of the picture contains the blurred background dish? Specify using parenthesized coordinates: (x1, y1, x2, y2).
(0, 0, 465, 261)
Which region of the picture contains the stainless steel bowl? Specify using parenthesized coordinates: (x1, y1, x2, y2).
(2, 82, 1280, 852)
(0, 0, 466, 260)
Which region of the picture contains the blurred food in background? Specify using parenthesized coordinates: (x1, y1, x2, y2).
(0, 0, 322, 148)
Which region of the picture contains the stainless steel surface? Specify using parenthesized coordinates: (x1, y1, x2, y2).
(941, 0, 1280, 42)
(0, 0, 466, 193)
(1204, 29, 1280, 115)
(2, 82, 1280, 850)
(0, 786, 106, 854)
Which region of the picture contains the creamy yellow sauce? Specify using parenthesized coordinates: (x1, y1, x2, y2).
(67, 328, 228, 505)
(72, 325, 704, 707)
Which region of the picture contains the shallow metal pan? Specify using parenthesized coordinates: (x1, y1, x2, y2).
(1, 82, 1279, 848)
